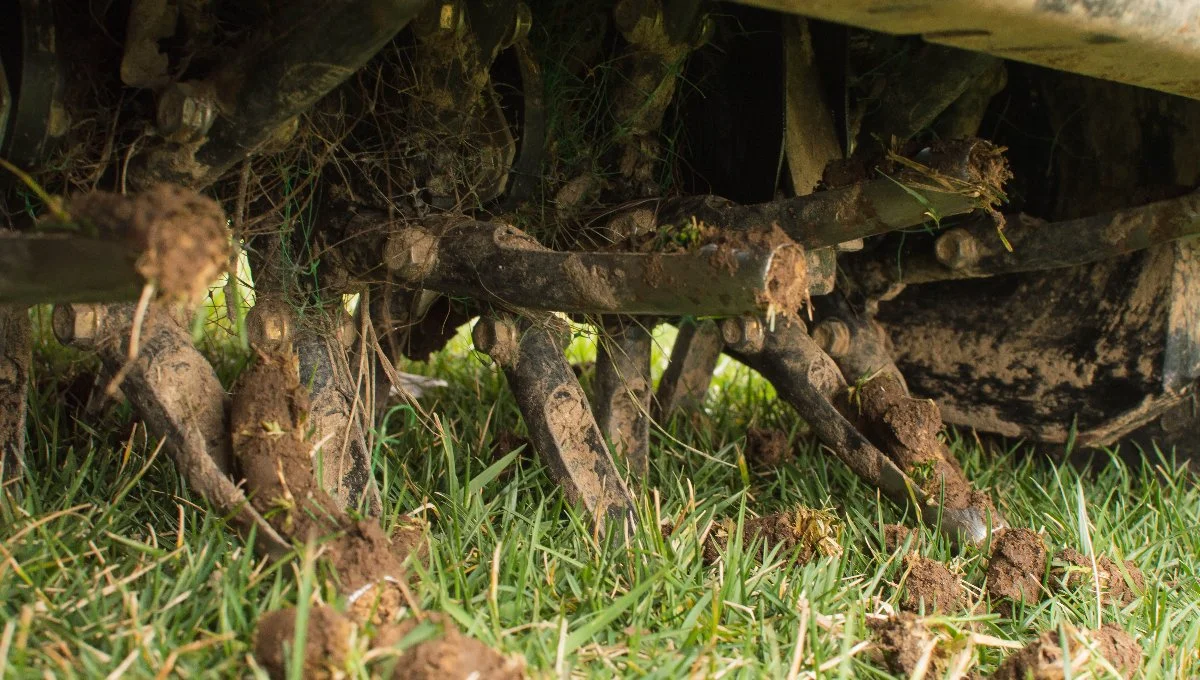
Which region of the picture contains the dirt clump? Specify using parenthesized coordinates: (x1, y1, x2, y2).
(985, 528, 1048, 615)
(881, 523, 919, 554)
(373, 613, 526, 680)
(870, 612, 948, 677)
(231, 348, 407, 613)
(745, 427, 792, 468)
(1052, 548, 1144, 605)
(705, 507, 842, 565)
(66, 184, 229, 304)
(992, 624, 1142, 679)
(901, 554, 964, 613)
(254, 606, 354, 680)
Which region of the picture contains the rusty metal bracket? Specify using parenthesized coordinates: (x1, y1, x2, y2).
(473, 314, 636, 532)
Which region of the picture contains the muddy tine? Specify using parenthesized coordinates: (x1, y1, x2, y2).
(0, 305, 31, 487)
(593, 316, 654, 477)
(473, 314, 637, 533)
(54, 302, 291, 557)
(723, 314, 1002, 547)
(653, 318, 723, 421)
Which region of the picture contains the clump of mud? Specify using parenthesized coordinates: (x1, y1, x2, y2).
(254, 606, 354, 680)
(65, 184, 229, 304)
(985, 528, 1048, 615)
(745, 427, 792, 468)
(992, 624, 1142, 680)
(231, 348, 409, 621)
(255, 608, 527, 680)
(870, 613, 948, 677)
(373, 613, 526, 680)
(1052, 548, 1144, 606)
(901, 554, 964, 613)
(705, 507, 842, 565)
(853, 373, 996, 519)
(881, 523, 919, 554)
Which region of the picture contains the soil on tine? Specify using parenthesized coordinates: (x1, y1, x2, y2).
(901, 554, 964, 613)
(67, 184, 229, 304)
(986, 528, 1048, 615)
(992, 624, 1143, 680)
(374, 613, 526, 680)
(745, 427, 792, 468)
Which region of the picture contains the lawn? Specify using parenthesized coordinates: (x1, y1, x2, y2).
(1, 319, 1198, 678)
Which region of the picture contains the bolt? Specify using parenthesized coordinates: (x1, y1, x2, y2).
(384, 228, 439, 281)
(719, 316, 764, 354)
(52, 304, 104, 348)
(934, 228, 979, 271)
(472, 316, 520, 367)
(156, 82, 216, 143)
(810, 319, 851, 358)
(245, 299, 293, 348)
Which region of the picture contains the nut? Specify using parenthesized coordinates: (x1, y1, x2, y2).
(155, 82, 216, 142)
(719, 316, 765, 354)
(810, 319, 851, 358)
(52, 304, 103, 347)
(245, 299, 293, 348)
(934, 229, 979, 271)
(384, 228, 439, 281)
(472, 317, 520, 367)
(336, 312, 358, 350)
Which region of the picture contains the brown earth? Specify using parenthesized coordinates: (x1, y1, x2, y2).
(230, 348, 407, 608)
(870, 612, 948, 677)
(254, 606, 353, 680)
(705, 507, 842, 565)
(745, 427, 792, 468)
(901, 554, 964, 613)
(881, 523, 919, 554)
(66, 184, 228, 304)
(991, 624, 1142, 679)
(1052, 548, 1144, 606)
(374, 613, 526, 680)
(985, 528, 1048, 615)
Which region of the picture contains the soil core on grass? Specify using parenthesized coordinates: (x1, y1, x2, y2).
(870, 612, 948, 677)
(373, 613, 526, 680)
(745, 427, 792, 468)
(1052, 548, 1145, 605)
(901, 554, 964, 613)
(986, 528, 1048, 614)
(991, 624, 1143, 679)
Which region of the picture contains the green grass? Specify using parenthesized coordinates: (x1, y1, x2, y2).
(2, 323, 1198, 678)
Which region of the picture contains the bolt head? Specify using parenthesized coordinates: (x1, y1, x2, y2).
(52, 304, 103, 347)
(245, 299, 293, 348)
(472, 317, 520, 366)
(720, 316, 764, 354)
(811, 319, 851, 358)
(385, 228, 439, 280)
(156, 83, 215, 142)
(934, 229, 978, 270)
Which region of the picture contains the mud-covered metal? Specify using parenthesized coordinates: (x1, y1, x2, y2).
(593, 316, 654, 476)
(656, 139, 1008, 250)
(0, 234, 142, 303)
(725, 315, 1003, 546)
(0, 305, 31, 484)
(474, 315, 637, 532)
(732, 0, 1200, 101)
(882, 191, 1200, 285)
(385, 220, 814, 317)
(53, 302, 290, 556)
(653, 319, 723, 419)
(135, 0, 431, 187)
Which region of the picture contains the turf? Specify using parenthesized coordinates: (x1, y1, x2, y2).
(1, 322, 1198, 678)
